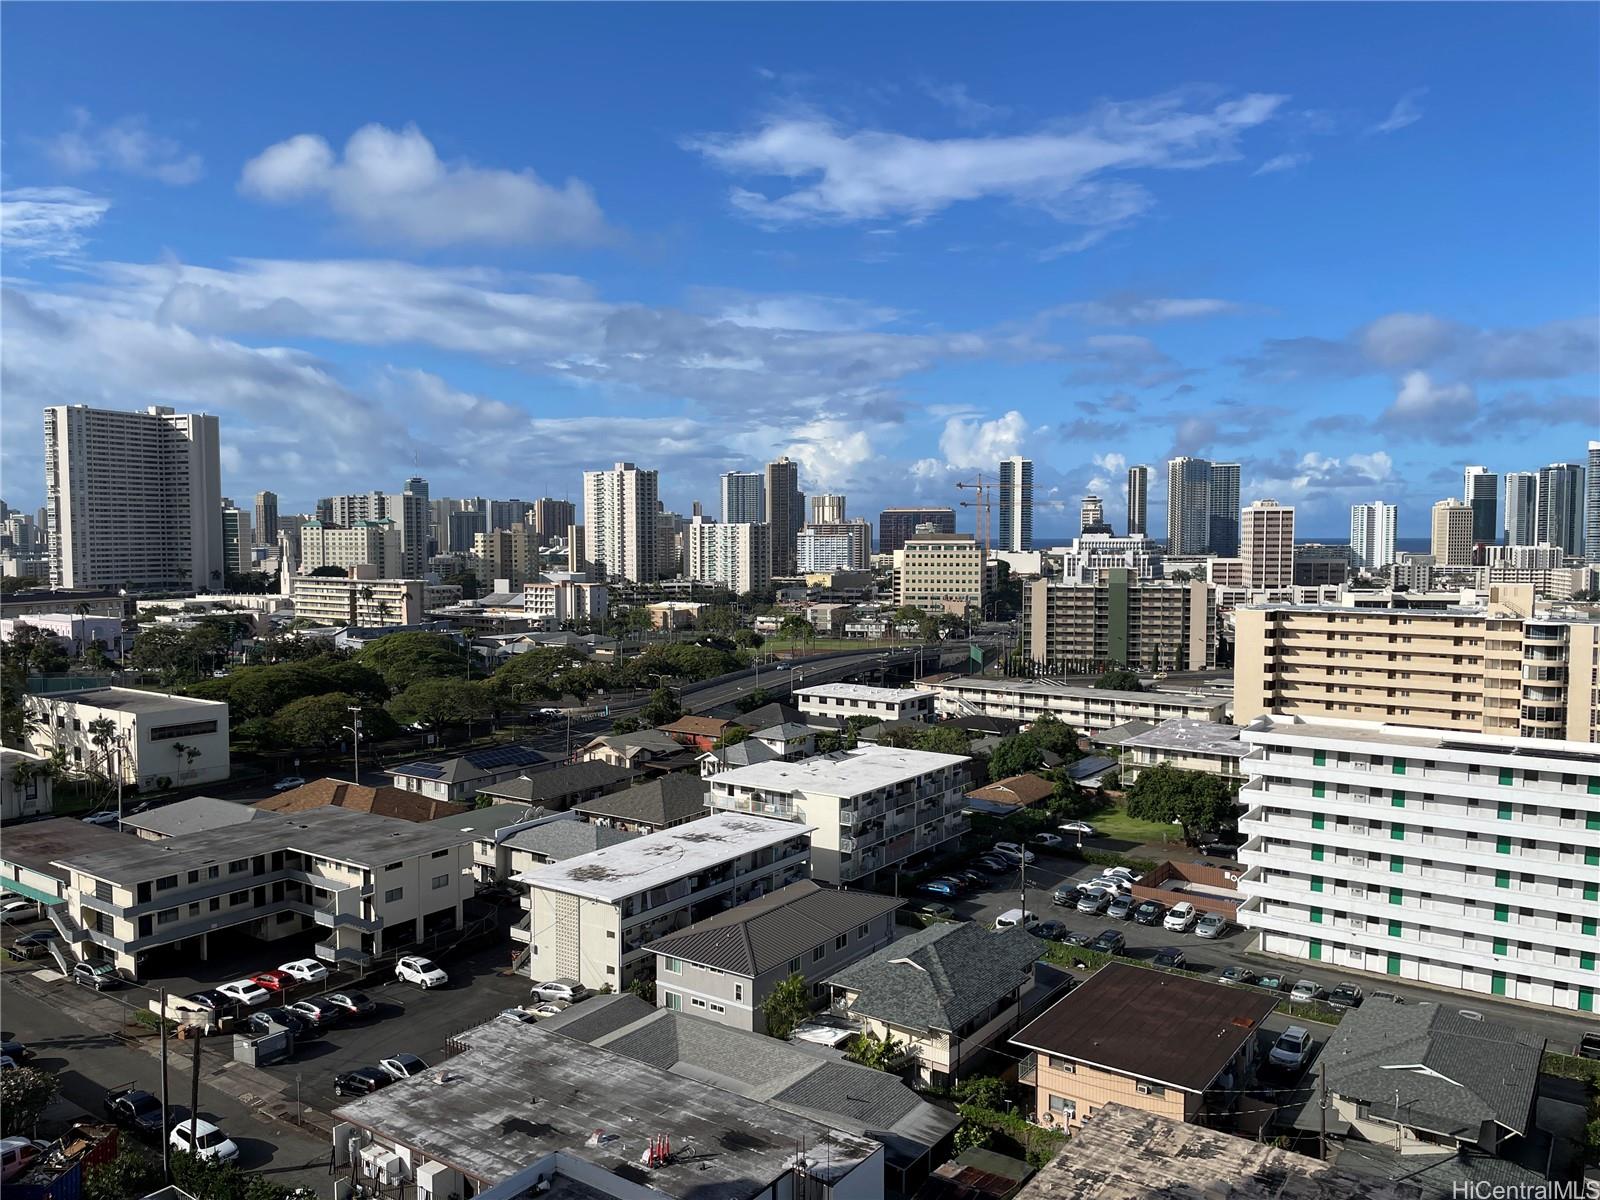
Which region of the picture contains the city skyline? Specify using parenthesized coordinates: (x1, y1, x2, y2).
(2, 5, 1596, 536)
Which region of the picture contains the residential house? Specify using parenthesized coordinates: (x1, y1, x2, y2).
(699, 738, 783, 777)
(658, 715, 736, 752)
(570, 776, 709, 834)
(826, 921, 1053, 1087)
(385, 744, 549, 805)
(1012, 961, 1276, 1131)
(647, 880, 901, 1031)
(963, 773, 1057, 817)
(477, 762, 639, 812)
(255, 779, 469, 823)
(1117, 719, 1249, 786)
(796, 683, 937, 726)
(578, 729, 684, 770)
(25, 686, 230, 793)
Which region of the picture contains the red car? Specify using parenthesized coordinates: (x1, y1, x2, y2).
(251, 970, 293, 994)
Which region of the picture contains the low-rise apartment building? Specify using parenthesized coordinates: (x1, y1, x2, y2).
(46, 806, 476, 978)
(1236, 716, 1600, 1012)
(290, 575, 428, 627)
(1117, 719, 1249, 785)
(706, 744, 969, 885)
(1012, 961, 1275, 1131)
(515, 812, 814, 991)
(523, 578, 608, 623)
(931, 676, 1229, 734)
(26, 686, 230, 792)
(646, 880, 900, 1031)
(1022, 570, 1215, 673)
(796, 682, 936, 725)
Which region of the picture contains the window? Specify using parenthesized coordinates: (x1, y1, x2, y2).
(812, 946, 826, 962)
(691, 997, 707, 1008)
(1136, 1082, 1166, 1097)
(662, 957, 682, 974)
(229, 890, 248, 905)
(187, 871, 199, 885)
(835, 934, 848, 950)
(228, 859, 248, 874)
(386, 861, 403, 871)
(1047, 1056, 1075, 1072)
(206, 866, 219, 880)
(431, 848, 449, 858)
(155, 874, 178, 891)
(857, 924, 869, 938)
(710, 1003, 725, 1014)
(734, 984, 743, 1001)
(1049, 1096, 1076, 1120)
(664, 991, 683, 1011)
(208, 898, 219, 912)
(431, 875, 449, 890)
(385, 887, 403, 902)
(789, 958, 802, 973)
(156, 908, 179, 925)
(149, 719, 218, 741)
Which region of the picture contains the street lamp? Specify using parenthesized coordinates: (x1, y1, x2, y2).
(343, 706, 363, 786)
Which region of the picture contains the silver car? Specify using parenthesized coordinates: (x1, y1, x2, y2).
(1195, 912, 1228, 939)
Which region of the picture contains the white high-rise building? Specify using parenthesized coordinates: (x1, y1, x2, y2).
(582, 462, 660, 583)
(1079, 495, 1105, 533)
(810, 493, 846, 524)
(719, 472, 765, 526)
(686, 517, 772, 595)
(1166, 457, 1212, 556)
(1240, 499, 1295, 589)
(1126, 465, 1149, 537)
(45, 404, 224, 591)
(998, 456, 1033, 552)
(1535, 462, 1586, 557)
(1586, 443, 1600, 562)
(1504, 473, 1538, 546)
(796, 521, 871, 572)
(1348, 502, 1397, 570)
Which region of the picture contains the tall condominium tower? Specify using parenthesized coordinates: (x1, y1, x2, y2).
(1240, 499, 1295, 589)
(1125, 465, 1149, 536)
(1207, 462, 1241, 557)
(720, 472, 766, 526)
(531, 497, 576, 547)
(253, 490, 279, 547)
(404, 476, 429, 503)
(1535, 462, 1586, 557)
(583, 462, 660, 582)
(997, 456, 1034, 552)
(1463, 466, 1498, 546)
(877, 507, 956, 554)
(45, 404, 223, 590)
(763, 456, 802, 575)
(810, 493, 846, 524)
(1349, 502, 1397, 570)
(1079, 494, 1104, 533)
(1504, 473, 1538, 546)
(1431, 498, 1474, 566)
(1166, 457, 1212, 556)
(1587, 443, 1600, 562)
(220, 500, 252, 576)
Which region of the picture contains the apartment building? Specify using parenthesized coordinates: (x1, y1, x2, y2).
(1116, 719, 1248, 786)
(1022, 570, 1216, 674)
(795, 683, 936, 725)
(582, 462, 659, 583)
(516, 812, 814, 990)
(811, 493, 847, 524)
(1536, 462, 1586, 557)
(523, 578, 608, 623)
(1233, 588, 1600, 742)
(1240, 500, 1295, 589)
(1052, 534, 1163, 583)
(1349, 502, 1398, 571)
(44, 404, 224, 591)
(931, 676, 1229, 732)
(46, 805, 476, 978)
(1431, 499, 1475, 566)
(685, 518, 772, 594)
(877, 507, 956, 554)
(999, 456, 1034, 552)
(298, 519, 405, 576)
(221, 502, 252, 575)
(895, 532, 984, 612)
(26, 687, 229, 792)
(473, 523, 542, 587)
(719, 471, 765, 525)
(1126, 465, 1149, 536)
(1235, 716, 1600, 1013)
(706, 745, 969, 886)
(290, 575, 428, 626)
(764, 456, 804, 576)
(797, 521, 872, 571)
(531, 497, 575, 546)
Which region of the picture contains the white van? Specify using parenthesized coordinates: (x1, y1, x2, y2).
(993, 908, 1039, 931)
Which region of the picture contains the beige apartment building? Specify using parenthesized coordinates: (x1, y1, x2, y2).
(298, 518, 405, 576)
(1431, 498, 1475, 565)
(1240, 500, 1295, 589)
(1234, 585, 1600, 742)
(1023, 570, 1215, 673)
(895, 533, 984, 613)
(474, 523, 542, 587)
(290, 575, 428, 626)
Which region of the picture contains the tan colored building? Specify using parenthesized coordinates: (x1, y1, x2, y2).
(1431, 498, 1475, 565)
(290, 574, 427, 626)
(1240, 499, 1295, 589)
(298, 518, 403, 576)
(474, 523, 542, 588)
(895, 532, 985, 613)
(1023, 570, 1215, 673)
(1012, 961, 1276, 1130)
(1233, 585, 1600, 742)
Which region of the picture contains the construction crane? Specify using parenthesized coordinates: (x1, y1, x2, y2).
(959, 474, 1084, 554)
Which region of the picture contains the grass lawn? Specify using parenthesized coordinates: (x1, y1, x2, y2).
(1086, 802, 1185, 847)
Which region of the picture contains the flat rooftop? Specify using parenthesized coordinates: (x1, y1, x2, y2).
(1120, 719, 1247, 758)
(33, 686, 225, 714)
(795, 683, 936, 702)
(1244, 717, 1600, 763)
(333, 1017, 877, 1196)
(710, 744, 968, 796)
(1, 817, 131, 885)
(931, 677, 1228, 706)
(516, 812, 814, 903)
(53, 805, 478, 885)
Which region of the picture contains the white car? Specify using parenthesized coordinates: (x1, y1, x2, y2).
(80, 811, 118, 827)
(0, 899, 36, 923)
(1163, 902, 1198, 932)
(1090, 875, 1134, 896)
(1290, 979, 1325, 1004)
(271, 776, 306, 792)
(278, 958, 329, 984)
(1058, 821, 1095, 836)
(1195, 913, 1228, 939)
(1268, 1026, 1313, 1071)
(529, 1000, 568, 1019)
(1100, 866, 1141, 882)
(991, 843, 1036, 864)
(380, 1053, 429, 1080)
(395, 956, 448, 988)
(1031, 832, 1064, 848)
(216, 979, 271, 1007)
(170, 1118, 239, 1163)
(530, 979, 588, 1003)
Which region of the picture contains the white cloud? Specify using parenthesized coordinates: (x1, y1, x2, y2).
(45, 109, 202, 185)
(938, 409, 1032, 469)
(1254, 151, 1310, 175)
(687, 90, 1286, 247)
(919, 81, 1011, 127)
(1357, 312, 1459, 368)
(0, 187, 110, 258)
(1059, 296, 1245, 325)
(1372, 88, 1426, 135)
(687, 287, 903, 332)
(1382, 370, 1477, 429)
(239, 123, 610, 247)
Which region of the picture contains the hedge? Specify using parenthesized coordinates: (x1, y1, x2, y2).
(1542, 1051, 1600, 1089)
(956, 1103, 1066, 1168)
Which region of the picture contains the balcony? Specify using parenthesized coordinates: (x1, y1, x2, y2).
(314, 941, 372, 967)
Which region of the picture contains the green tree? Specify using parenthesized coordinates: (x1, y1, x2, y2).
(735, 688, 774, 714)
(714, 725, 750, 748)
(639, 687, 682, 727)
(913, 726, 971, 756)
(1095, 668, 1144, 692)
(356, 632, 468, 691)
(84, 1142, 162, 1200)
(387, 678, 493, 731)
(762, 971, 814, 1040)
(953, 1075, 1012, 1110)
(733, 628, 764, 649)
(1124, 764, 1237, 842)
(171, 1149, 298, 1199)
(987, 732, 1045, 779)
(270, 691, 363, 748)
(844, 1030, 906, 1072)
(493, 647, 587, 705)
(1029, 715, 1082, 762)
(1, 1066, 58, 1135)
(777, 614, 815, 651)
(627, 975, 657, 1005)
(611, 715, 643, 734)
(952, 1121, 993, 1153)
(0, 576, 43, 594)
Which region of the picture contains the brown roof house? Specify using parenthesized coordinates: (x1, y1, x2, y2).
(658, 715, 737, 752)
(1012, 961, 1276, 1132)
(963, 773, 1056, 817)
(256, 779, 469, 823)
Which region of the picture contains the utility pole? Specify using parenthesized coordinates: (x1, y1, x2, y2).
(188, 1020, 203, 1159)
(1318, 1059, 1328, 1161)
(159, 991, 171, 1182)
(345, 706, 363, 785)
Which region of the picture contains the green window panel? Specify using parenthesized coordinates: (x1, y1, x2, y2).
(1387, 953, 1401, 975)
(1580, 988, 1595, 1013)
(1496, 836, 1511, 855)
(1310, 907, 1323, 925)
(1309, 939, 1323, 961)
(1388, 919, 1401, 937)
(1497, 802, 1512, 820)
(1312, 783, 1326, 800)
(1494, 903, 1509, 922)
(1312, 814, 1325, 831)
(1311, 846, 1325, 862)
(1581, 951, 1596, 971)
(1587, 807, 1600, 827)
(1392, 759, 1406, 776)
(1391, 791, 1405, 807)
(1586, 847, 1599, 867)
(1492, 937, 1507, 955)
(1313, 750, 1326, 767)
(1585, 882, 1599, 902)
(1584, 917, 1598, 936)
(1310, 876, 1324, 893)
(1390, 824, 1405, 841)
(1389, 889, 1402, 905)
(1498, 768, 1514, 786)
(1491, 972, 1507, 997)
(1587, 778, 1600, 797)
(1495, 870, 1510, 888)
(1390, 857, 1403, 873)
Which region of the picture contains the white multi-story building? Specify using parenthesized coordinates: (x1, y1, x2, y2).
(582, 462, 659, 583)
(795, 683, 936, 725)
(1235, 716, 1600, 1014)
(516, 812, 813, 990)
(1349, 502, 1398, 571)
(44, 404, 224, 591)
(290, 575, 428, 626)
(931, 676, 1230, 732)
(1240, 500, 1295, 589)
(1051, 534, 1163, 582)
(797, 521, 871, 571)
(298, 519, 405, 577)
(810, 493, 847, 524)
(523, 578, 608, 623)
(685, 517, 772, 595)
(999, 456, 1033, 552)
(25, 687, 230, 793)
(719, 472, 765, 525)
(706, 745, 969, 886)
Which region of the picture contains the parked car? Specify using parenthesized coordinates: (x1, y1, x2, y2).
(1088, 929, 1126, 954)
(918, 903, 955, 921)
(333, 1067, 394, 1097)
(1289, 979, 1325, 1004)
(1062, 928, 1096, 947)
(951, 870, 984, 888)
(1032, 833, 1063, 848)
(1369, 989, 1403, 1004)
(1267, 1026, 1314, 1072)
(1198, 842, 1242, 860)
(1132, 899, 1166, 926)
(1216, 966, 1258, 986)
(1152, 947, 1188, 970)
(1106, 894, 1135, 921)
(1255, 972, 1290, 993)
(395, 956, 449, 989)
(1577, 1031, 1600, 1062)
(10, 931, 58, 959)
(324, 990, 378, 1018)
(991, 842, 1035, 864)
(287, 998, 344, 1030)
(1163, 902, 1198, 932)
(1033, 920, 1069, 942)
(256, 1006, 309, 1037)
(528, 1000, 568, 1019)
(71, 962, 125, 990)
(1089, 875, 1134, 896)
(250, 969, 294, 994)
(241, 1012, 296, 1040)
(1051, 886, 1082, 908)
(272, 776, 307, 792)
(278, 958, 329, 984)
(182, 990, 231, 1013)
(918, 879, 961, 898)
(0, 898, 37, 923)
(1057, 821, 1095, 837)
(1, 1138, 48, 1183)
(80, 811, 118, 826)
(499, 1007, 540, 1025)
(103, 1087, 167, 1140)
(170, 1119, 240, 1163)
(531, 978, 588, 1003)
(1194, 913, 1228, 939)
(216, 980, 271, 1007)
(380, 1053, 429, 1080)
(1327, 983, 1365, 1010)
(992, 909, 1038, 932)
(971, 856, 1008, 875)
(1075, 888, 1111, 914)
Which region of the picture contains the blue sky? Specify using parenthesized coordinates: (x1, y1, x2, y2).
(3, 3, 1596, 537)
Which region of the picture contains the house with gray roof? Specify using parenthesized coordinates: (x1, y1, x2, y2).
(122, 795, 269, 842)
(571, 775, 709, 833)
(476, 761, 639, 810)
(577, 728, 682, 769)
(826, 921, 1059, 1088)
(646, 880, 901, 1033)
(539, 993, 959, 1194)
(502, 817, 640, 867)
(385, 743, 549, 804)
(698, 736, 782, 776)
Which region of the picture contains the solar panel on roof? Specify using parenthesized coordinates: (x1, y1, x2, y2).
(390, 761, 445, 779)
(462, 744, 544, 770)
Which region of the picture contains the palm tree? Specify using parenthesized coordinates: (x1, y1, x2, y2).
(844, 1030, 907, 1073)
